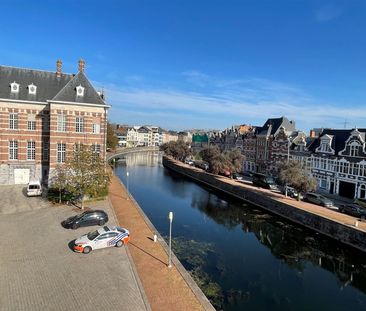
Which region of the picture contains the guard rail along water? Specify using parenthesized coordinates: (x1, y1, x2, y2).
(163, 155, 366, 253)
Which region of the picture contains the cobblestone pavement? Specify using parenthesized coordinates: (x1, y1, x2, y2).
(0, 185, 50, 215)
(0, 199, 148, 311)
(109, 174, 210, 311)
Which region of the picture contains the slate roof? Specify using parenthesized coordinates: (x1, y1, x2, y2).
(0, 65, 106, 106)
(52, 71, 106, 105)
(308, 129, 366, 155)
(257, 116, 296, 136)
(0, 66, 73, 102)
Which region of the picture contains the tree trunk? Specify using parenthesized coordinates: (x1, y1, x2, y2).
(80, 195, 85, 210)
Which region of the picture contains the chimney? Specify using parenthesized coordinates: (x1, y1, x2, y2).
(78, 59, 85, 72)
(56, 59, 62, 77)
(309, 130, 316, 138)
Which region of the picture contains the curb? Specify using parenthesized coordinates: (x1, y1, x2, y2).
(114, 176, 215, 311)
(107, 195, 152, 311)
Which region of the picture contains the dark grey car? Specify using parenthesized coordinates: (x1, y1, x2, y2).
(304, 192, 336, 210)
(339, 203, 366, 219)
(62, 210, 109, 229)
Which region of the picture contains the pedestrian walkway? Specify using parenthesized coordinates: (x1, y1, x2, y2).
(108, 174, 212, 311)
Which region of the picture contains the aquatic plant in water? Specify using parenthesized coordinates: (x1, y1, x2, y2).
(170, 236, 225, 309)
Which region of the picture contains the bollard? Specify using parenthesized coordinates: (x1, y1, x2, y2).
(355, 220, 359, 227)
(153, 234, 157, 242)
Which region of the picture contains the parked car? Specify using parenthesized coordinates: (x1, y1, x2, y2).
(304, 193, 336, 209)
(184, 158, 194, 165)
(194, 161, 209, 171)
(252, 173, 279, 191)
(354, 198, 366, 209)
(281, 186, 303, 199)
(220, 170, 231, 177)
(73, 225, 130, 254)
(339, 203, 366, 219)
(232, 173, 244, 180)
(27, 180, 42, 197)
(62, 210, 109, 229)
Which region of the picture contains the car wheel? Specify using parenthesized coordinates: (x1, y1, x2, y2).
(72, 223, 78, 230)
(83, 246, 92, 254)
(116, 240, 123, 247)
(98, 220, 105, 226)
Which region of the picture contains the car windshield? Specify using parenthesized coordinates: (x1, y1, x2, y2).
(87, 230, 100, 240)
(266, 177, 275, 184)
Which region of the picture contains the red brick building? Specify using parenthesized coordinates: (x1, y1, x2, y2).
(0, 60, 110, 185)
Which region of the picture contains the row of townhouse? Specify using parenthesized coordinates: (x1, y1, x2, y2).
(0, 60, 109, 185)
(209, 116, 366, 200)
(115, 126, 192, 147)
(115, 125, 163, 147)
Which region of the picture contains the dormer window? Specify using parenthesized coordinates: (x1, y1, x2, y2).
(76, 85, 85, 97)
(10, 82, 19, 93)
(28, 84, 37, 95)
(350, 142, 360, 157)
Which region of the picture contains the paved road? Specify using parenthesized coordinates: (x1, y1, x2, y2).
(0, 185, 50, 215)
(0, 199, 148, 311)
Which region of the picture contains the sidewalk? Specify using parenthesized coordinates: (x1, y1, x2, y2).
(108, 174, 212, 311)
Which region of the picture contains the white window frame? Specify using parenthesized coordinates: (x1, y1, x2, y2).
(350, 144, 359, 157)
(27, 115, 36, 131)
(9, 140, 18, 160)
(92, 123, 100, 134)
(28, 84, 37, 95)
(9, 113, 18, 129)
(76, 117, 84, 133)
(27, 141, 36, 160)
(57, 143, 66, 163)
(57, 114, 66, 132)
(92, 144, 101, 155)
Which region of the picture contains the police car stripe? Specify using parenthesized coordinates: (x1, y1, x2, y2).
(108, 232, 128, 246)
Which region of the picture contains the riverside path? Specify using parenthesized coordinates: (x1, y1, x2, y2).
(108, 173, 214, 311)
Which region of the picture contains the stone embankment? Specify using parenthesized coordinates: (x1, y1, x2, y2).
(108, 172, 215, 311)
(163, 156, 366, 253)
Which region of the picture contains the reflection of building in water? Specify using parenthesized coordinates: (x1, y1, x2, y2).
(190, 190, 366, 293)
(124, 151, 161, 167)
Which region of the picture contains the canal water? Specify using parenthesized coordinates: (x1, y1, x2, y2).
(114, 152, 366, 311)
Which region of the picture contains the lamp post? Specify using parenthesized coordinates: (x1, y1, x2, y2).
(168, 211, 173, 268)
(126, 171, 129, 200)
(285, 137, 290, 198)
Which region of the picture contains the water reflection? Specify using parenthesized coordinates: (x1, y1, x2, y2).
(115, 152, 366, 311)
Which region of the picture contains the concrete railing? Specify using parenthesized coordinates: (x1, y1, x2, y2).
(107, 146, 160, 162)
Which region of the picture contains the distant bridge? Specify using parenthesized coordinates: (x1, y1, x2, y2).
(107, 146, 160, 162)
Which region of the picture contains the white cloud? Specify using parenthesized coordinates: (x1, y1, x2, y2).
(93, 74, 366, 132)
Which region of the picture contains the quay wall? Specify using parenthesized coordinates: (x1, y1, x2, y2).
(163, 156, 366, 253)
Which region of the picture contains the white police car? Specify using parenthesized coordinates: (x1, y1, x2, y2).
(73, 226, 130, 254)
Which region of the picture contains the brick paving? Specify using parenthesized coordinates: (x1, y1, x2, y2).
(108, 174, 208, 311)
(0, 200, 148, 311)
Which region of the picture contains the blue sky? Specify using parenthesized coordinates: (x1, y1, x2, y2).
(1, 1, 366, 133)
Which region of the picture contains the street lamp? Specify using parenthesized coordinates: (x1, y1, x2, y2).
(126, 171, 129, 200)
(285, 137, 291, 198)
(168, 211, 173, 268)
